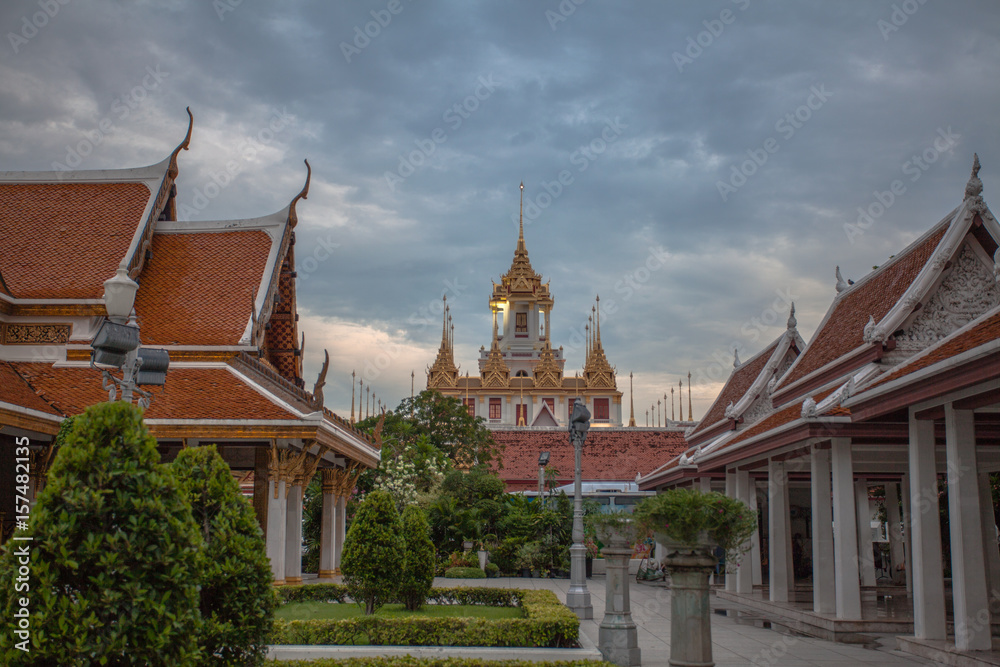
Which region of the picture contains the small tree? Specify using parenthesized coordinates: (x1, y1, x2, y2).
(398, 506, 436, 611)
(340, 490, 403, 614)
(171, 445, 276, 666)
(0, 402, 202, 665)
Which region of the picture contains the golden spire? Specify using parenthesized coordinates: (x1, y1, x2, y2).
(481, 316, 511, 388)
(583, 296, 616, 389)
(595, 295, 602, 347)
(427, 295, 459, 388)
(688, 371, 693, 421)
(657, 399, 661, 427)
(534, 339, 563, 388)
(663, 393, 668, 424)
(366, 385, 370, 420)
(628, 371, 636, 427)
(678, 378, 683, 422)
(350, 369, 356, 424)
(359, 377, 364, 419)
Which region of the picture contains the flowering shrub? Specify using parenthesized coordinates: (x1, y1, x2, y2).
(634, 489, 756, 560)
(376, 456, 444, 510)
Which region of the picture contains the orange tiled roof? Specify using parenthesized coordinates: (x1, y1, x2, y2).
(865, 308, 1000, 391)
(9, 364, 297, 420)
(0, 183, 151, 299)
(690, 338, 781, 438)
(492, 429, 688, 489)
(135, 231, 272, 346)
(0, 361, 61, 416)
(778, 227, 946, 391)
(721, 386, 839, 448)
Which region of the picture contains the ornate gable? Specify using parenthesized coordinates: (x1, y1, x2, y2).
(886, 243, 1000, 364)
(533, 340, 563, 388)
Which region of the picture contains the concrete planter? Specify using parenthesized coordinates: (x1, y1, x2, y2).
(597, 524, 641, 666)
(659, 536, 717, 667)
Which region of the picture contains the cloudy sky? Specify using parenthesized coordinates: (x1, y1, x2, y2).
(3, 1, 999, 421)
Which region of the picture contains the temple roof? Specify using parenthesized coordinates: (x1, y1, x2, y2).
(134, 210, 290, 347)
(0, 180, 156, 299)
(490, 184, 551, 305)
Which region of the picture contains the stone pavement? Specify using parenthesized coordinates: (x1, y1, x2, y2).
(464, 575, 935, 666)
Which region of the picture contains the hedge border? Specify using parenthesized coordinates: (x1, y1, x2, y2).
(271, 585, 578, 648)
(266, 659, 610, 667)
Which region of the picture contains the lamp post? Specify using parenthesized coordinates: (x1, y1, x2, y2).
(91, 263, 168, 407)
(566, 398, 593, 619)
(538, 451, 550, 503)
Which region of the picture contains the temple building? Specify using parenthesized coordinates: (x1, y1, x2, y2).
(427, 184, 623, 428)
(0, 110, 379, 585)
(639, 154, 1000, 662)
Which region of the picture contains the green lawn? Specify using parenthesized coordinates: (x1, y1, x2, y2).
(276, 601, 524, 621)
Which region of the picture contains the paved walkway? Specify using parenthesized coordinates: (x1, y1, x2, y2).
(290, 573, 934, 665)
(459, 575, 934, 666)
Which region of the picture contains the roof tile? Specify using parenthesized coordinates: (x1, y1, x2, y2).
(0, 183, 151, 299)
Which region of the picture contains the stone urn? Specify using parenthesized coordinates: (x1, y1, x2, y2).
(594, 520, 641, 667)
(477, 549, 488, 570)
(656, 531, 718, 667)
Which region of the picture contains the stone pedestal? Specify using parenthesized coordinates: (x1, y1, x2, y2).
(599, 544, 641, 666)
(664, 550, 717, 667)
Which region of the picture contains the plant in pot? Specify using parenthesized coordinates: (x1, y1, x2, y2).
(516, 541, 543, 578)
(585, 510, 640, 549)
(477, 533, 498, 570)
(634, 488, 756, 565)
(634, 488, 757, 667)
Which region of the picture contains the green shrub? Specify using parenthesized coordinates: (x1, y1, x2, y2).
(341, 490, 404, 614)
(172, 445, 276, 665)
(484, 562, 500, 577)
(491, 536, 525, 574)
(443, 566, 486, 579)
(0, 402, 202, 665)
(270, 588, 579, 648)
(399, 506, 436, 611)
(634, 488, 756, 561)
(447, 550, 479, 568)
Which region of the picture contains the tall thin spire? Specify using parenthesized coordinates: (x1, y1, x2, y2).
(441, 296, 448, 346)
(687, 370, 693, 421)
(359, 377, 364, 420)
(350, 369, 356, 424)
(366, 385, 370, 420)
(678, 379, 683, 422)
(518, 181, 525, 252)
(671, 386, 675, 421)
(657, 399, 661, 427)
(594, 295, 602, 347)
(410, 370, 415, 416)
(628, 372, 636, 427)
(664, 393, 668, 424)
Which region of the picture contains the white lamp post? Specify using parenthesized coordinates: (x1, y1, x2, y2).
(91, 262, 168, 407)
(566, 398, 593, 618)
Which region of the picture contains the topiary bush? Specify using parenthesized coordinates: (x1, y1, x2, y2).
(172, 445, 276, 666)
(443, 566, 486, 579)
(341, 490, 404, 614)
(0, 402, 202, 665)
(399, 505, 436, 611)
(484, 562, 500, 578)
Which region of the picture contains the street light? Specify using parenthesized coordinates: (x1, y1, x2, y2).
(91, 262, 169, 407)
(566, 398, 593, 619)
(538, 451, 550, 500)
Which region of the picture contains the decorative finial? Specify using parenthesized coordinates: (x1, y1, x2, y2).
(733, 349, 741, 368)
(966, 153, 983, 200)
(311, 349, 329, 409)
(835, 266, 847, 293)
(787, 302, 797, 330)
(288, 159, 311, 228)
(518, 181, 525, 250)
(167, 107, 194, 180)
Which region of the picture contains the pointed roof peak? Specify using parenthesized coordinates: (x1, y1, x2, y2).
(966, 152, 984, 201)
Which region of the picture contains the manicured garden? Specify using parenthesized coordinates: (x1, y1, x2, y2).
(276, 601, 522, 622)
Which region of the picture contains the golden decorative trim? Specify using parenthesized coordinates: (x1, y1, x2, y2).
(2, 323, 71, 345)
(272, 579, 286, 586)
(6, 304, 106, 317)
(317, 570, 337, 578)
(285, 576, 303, 585)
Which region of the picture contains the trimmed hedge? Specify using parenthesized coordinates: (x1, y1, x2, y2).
(443, 566, 486, 579)
(271, 586, 578, 647)
(267, 659, 610, 667)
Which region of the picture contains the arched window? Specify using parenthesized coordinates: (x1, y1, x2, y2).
(515, 370, 529, 377)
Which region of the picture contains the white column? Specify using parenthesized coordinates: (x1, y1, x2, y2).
(900, 475, 913, 595)
(945, 404, 991, 651)
(735, 469, 753, 594)
(318, 471, 337, 578)
(749, 481, 762, 587)
(908, 411, 946, 640)
(768, 459, 792, 603)
(885, 481, 905, 586)
(831, 438, 861, 619)
(285, 483, 304, 585)
(266, 478, 287, 584)
(698, 476, 712, 493)
(334, 495, 347, 571)
(978, 472, 1000, 613)
(725, 471, 737, 592)
(811, 446, 836, 614)
(855, 479, 876, 587)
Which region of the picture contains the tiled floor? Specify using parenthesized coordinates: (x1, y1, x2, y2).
(459, 575, 936, 666)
